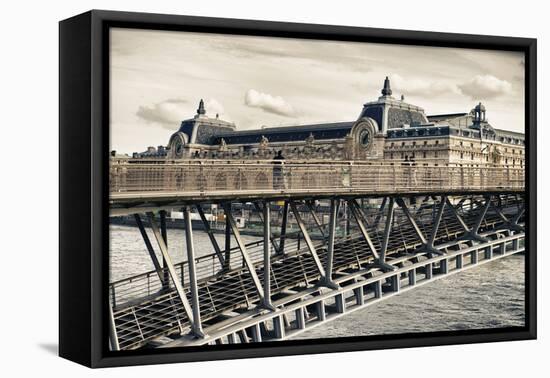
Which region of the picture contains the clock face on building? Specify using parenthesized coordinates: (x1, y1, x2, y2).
(174, 141, 183, 157)
(360, 129, 371, 146)
(170, 132, 187, 158)
(352, 118, 377, 154)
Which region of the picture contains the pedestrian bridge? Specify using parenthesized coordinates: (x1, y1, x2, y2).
(107, 160, 525, 351)
(109, 160, 524, 215)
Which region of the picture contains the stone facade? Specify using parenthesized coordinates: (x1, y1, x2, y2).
(131, 78, 525, 168)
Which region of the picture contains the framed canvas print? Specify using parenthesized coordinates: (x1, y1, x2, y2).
(59, 10, 536, 368)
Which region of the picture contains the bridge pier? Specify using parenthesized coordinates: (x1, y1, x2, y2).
(273, 315, 285, 339)
(316, 300, 326, 321)
(390, 274, 400, 292)
(471, 249, 479, 264)
(408, 269, 417, 286)
(335, 293, 346, 313)
(425, 263, 433, 279)
(295, 307, 306, 329)
(354, 286, 365, 305)
(251, 323, 262, 342)
(440, 258, 449, 274)
(485, 245, 493, 259)
(456, 254, 463, 269)
(374, 280, 382, 299)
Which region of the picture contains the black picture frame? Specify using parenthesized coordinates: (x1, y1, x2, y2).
(59, 9, 537, 368)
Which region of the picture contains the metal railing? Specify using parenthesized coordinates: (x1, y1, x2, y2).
(109, 160, 524, 197)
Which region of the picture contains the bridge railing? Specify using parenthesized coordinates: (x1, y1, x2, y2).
(109, 227, 322, 309)
(109, 160, 524, 196)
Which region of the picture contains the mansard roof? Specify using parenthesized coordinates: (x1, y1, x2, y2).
(212, 121, 354, 145)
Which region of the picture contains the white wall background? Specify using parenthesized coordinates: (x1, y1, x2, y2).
(0, 0, 546, 375)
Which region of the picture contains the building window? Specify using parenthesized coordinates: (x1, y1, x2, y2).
(423, 152, 427, 158)
(402, 142, 405, 147)
(435, 140, 439, 145)
(424, 141, 428, 145)
(460, 153, 464, 159)
(471, 153, 474, 160)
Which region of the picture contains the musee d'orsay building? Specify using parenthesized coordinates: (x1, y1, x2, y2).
(125, 78, 525, 168)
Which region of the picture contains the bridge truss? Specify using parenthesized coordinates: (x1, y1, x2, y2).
(108, 193, 525, 351)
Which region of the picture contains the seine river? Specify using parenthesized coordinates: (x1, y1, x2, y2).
(110, 225, 525, 338)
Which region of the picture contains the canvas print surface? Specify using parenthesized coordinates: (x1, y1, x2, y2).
(108, 28, 526, 351)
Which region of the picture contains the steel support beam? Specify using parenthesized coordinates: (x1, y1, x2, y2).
(373, 197, 387, 228)
(396, 197, 442, 255)
(396, 198, 428, 245)
(321, 199, 340, 289)
(493, 201, 525, 232)
(426, 196, 447, 251)
(147, 212, 196, 330)
(196, 205, 225, 267)
(445, 197, 469, 232)
(460, 196, 491, 242)
(472, 196, 491, 235)
(224, 211, 232, 270)
(379, 197, 395, 263)
(160, 210, 171, 287)
(348, 200, 379, 259)
(134, 214, 166, 286)
(512, 205, 525, 225)
(108, 303, 120, 351)
(222, 203, 266, 302)
(183, 206, 205, 337)
(254, 202, 281, 253)
(348, 199, 395, 271)
(305, 201, 326, 239)
(289, 201, 328, 284)
(262, 201, 275, 310)
(278, 201, 289, 255)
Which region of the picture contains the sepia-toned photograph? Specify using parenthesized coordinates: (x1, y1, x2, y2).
(107, 27, 526, 351)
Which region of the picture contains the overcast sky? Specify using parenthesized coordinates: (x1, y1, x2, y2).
(110, 28, 525, 154)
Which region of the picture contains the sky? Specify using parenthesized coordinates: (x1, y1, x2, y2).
(110, 28, 525, 155)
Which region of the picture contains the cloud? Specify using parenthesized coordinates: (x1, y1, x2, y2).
(458, 75, 513, 99)
(391, 74, 461, 97)
(205, 98, 225, 116)
(244, 89, 296, 117)
(136, 97, 228, 128)
(136, 98, 190, 128)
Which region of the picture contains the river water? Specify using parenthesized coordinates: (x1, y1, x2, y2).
(110, 225, 525, 338)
